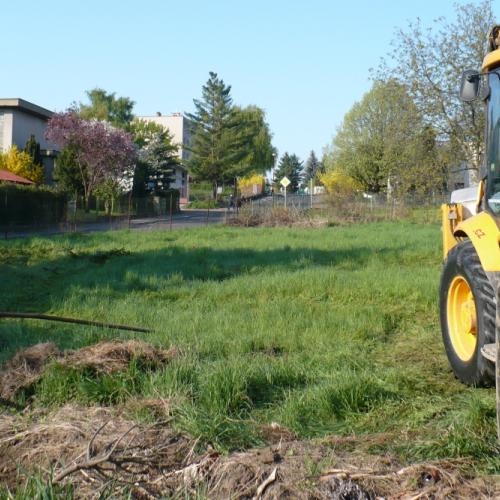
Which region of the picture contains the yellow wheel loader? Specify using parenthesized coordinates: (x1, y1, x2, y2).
(441, 26, 500, 441)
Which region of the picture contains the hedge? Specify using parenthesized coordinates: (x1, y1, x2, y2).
(0, 183, 67, 226)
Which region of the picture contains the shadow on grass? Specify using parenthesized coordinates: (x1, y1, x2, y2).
(1, 244, 405, 309)
(0, 243, 405, 362)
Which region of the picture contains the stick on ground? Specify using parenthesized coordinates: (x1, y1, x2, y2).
(0, 312, 151, 333)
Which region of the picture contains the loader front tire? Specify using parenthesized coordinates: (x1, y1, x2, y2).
(440, 241, 495, 386)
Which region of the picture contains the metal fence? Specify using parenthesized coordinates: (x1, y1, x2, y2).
(238, 192, 450, 212)
(1, 191, 451, 239)
(227, 192, 451, 225)
(0, 193, 181, 239)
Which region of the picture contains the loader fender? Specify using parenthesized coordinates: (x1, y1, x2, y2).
(454, 212, 500, 272)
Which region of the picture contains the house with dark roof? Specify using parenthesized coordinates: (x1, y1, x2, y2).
(0, 98, 59, 183)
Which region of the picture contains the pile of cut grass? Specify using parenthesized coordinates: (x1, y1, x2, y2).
(0, 222, 498, 473)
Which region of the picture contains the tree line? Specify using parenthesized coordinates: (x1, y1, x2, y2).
(51, 73, 281, 206)
(1, 74, 281, 209)
(322, 0, 493, 198)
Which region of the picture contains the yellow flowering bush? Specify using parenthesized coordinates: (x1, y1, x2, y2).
(239, 174, 265, 197)
(0, 146, 44, 183)
(318, 170, 361, 195)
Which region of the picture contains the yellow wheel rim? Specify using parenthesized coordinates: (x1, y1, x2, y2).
(447, 276, 478, 361)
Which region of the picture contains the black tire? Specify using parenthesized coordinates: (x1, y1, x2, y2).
(439, 240, 495, 386)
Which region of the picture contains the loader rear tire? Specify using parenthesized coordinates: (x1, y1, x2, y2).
(440, 241, 495, 386)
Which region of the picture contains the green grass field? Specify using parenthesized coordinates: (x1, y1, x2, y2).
(0, 222, 498, 473)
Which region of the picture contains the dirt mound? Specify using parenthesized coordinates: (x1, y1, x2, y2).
(0, 404, 192, 497)
(0, 342, 60, 400)
(0, 341, 177, 401)
(61, 340, 177, 374)
(0, 405, 497, 499)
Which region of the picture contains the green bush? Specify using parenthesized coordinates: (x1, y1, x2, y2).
(0, 184, 67, 226)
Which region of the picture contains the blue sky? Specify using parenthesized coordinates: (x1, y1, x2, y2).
(2, 1, 496, 161)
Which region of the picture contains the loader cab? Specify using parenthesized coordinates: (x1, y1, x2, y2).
(459, 27, 500, 217)
(484, 69, 500, 216)
(459, 66, 500, 217)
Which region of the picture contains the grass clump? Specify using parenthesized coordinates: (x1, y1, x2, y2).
(29, 361, 146, 407)
(0, 472, 74, 500)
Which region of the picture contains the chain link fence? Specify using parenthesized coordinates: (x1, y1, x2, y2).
(226, 192, 450, 225)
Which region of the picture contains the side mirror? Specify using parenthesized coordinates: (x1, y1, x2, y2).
(459, 70, 481, 102)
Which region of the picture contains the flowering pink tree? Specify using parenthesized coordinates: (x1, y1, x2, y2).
(46, 112, 136, 208)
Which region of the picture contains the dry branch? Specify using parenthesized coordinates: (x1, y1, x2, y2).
(0, 311, 151, 333)
(253, 466, 277, 499)
(54, 423, 138, 482)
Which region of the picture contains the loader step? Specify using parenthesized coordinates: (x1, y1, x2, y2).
(481, 343, 497, 363)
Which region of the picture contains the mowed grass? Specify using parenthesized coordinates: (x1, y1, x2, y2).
(0, 222, 498, 472)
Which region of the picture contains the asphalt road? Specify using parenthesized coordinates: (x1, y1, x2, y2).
(2, 209, 229, 240)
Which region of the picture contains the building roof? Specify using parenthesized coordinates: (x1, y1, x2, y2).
(0, 169, 35, 184)
(0, 98, 53, 120)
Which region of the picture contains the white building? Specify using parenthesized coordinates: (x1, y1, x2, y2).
(0, 98, 59, 182)
(136, 112, 191, 202)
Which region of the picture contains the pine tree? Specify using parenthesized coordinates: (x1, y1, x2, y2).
(129, 120, 179, 196)
(303, 150, 321, 185)
(53, 146, 84, 195)
(24, 134, 42, 165)
(187, 72, 246, 198)
(273, 153, 303, 192)
(140, 131, 179, 194)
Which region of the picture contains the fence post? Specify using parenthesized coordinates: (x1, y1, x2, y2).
(3, 190, 8, 240)
(128, 192, 132, 229)
(169, 193, 173, 231)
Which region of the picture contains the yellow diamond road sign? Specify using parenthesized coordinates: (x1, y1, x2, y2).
(280, 176, 291, 188)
